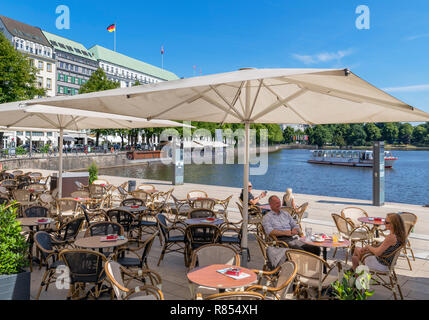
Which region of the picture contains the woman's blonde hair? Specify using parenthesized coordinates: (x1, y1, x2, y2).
(387, 213, 407, 245)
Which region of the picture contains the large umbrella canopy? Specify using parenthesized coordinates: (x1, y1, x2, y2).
(0, 102, 189, 197)
(20, 68, 429, 124)
(9, 68, 429, 266)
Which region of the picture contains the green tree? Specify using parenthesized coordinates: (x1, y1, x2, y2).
(345, 124, 367, 146)
(310, 125, 332, 147)
(381, 123, 399, 144)
(283, 126, 295, 143)
(364, 123, 382, 142)
(0, 32, 45, 104)
(332, 124, 350, 147)
(398, 123, 413, 145)
(412, 125, 427, 144)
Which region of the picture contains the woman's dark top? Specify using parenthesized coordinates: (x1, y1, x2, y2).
(376, 240, 402, 266)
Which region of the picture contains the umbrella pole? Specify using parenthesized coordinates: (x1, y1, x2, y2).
(58, 128, 63, 198)
(241, 122, 250, 267)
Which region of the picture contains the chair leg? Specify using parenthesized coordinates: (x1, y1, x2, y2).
(157, 246, 167, 266)
(36, 269, 50, 300)
(332, 248, 338, 258)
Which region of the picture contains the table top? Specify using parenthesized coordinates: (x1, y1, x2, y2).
(188, 197, 216, 202)
(185, 218, 224, 225)
(358, 217, 386, 226)
(300, 237, 350, 248)
(17, 217, 54, 227)
(187, 264, 257, 290)
(142, 189, 159, 194)
(75, 235, 128, 249)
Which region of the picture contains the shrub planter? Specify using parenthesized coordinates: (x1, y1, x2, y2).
(0, 271, 31, 300)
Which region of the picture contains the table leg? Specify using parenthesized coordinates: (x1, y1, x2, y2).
(323, 248, 328, 274)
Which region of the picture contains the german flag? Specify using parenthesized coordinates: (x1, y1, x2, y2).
(107, 24, 116, 32)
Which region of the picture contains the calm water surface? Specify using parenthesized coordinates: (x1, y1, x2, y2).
(100, 149, 429, 205)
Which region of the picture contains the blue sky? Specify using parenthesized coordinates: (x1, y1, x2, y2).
(2, 0, 429, 114)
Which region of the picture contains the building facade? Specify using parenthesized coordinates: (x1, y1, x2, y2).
(89, 45, 179, 88)
(0, 15, 56, 97)
(42, 31, 99, 96)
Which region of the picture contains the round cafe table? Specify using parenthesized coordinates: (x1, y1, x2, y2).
(300, 236, 350, 273)
(74, 236, 128, 255)
(187, 264, 258, 292)
(358, 217, 386, 238)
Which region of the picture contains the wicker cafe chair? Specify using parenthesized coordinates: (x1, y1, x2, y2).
(237, 202, 262, 234)
(55, 198, 81, 226)
(171, 195, 192, 222)
(34, 231, 66, 300)
(50, 217, 85, 248)
(80, 204, 109, 227)
(38, 193, 57, 217)
(121, 198, 145, 207)
(399, 212, 418, 270)
(130, 190, 149, 203)
(286, 249, 342, 300)
(1, 179, 17, 191)
(136, 184, 156, 191)
(12, 189, 35, 216)
(28, 172, 43, 183)
(0, 185, 10, 196)
(105, 260, 163, 300)
(71, 190, 91, 199)
(341, 207, 369, 228)
(361, 245, 405, 300)
(197, 291, 265, 300)
(59, 249, 108, 300)
(12, 170, 24, 176)
(155, 213, 186, 266)
(255, 234, 289, 272)
(26, 183, 47, 192)
(247, 261, 298, 300)
(191, 198, 216, 211)
(85, 221, 124, 237)
(291, 202, 309, 232)
(184, 224, 221, 267)
(188, 244, 240, 299)
(112, 231, 159, 273)
(92, 179, 109, 186)
(74, 181, 89, 192)
(188, 208, 216, 219)
(24, 206, 49, 218)
(106, 208, 139, 239)
(187, 190, 208, 200)
(151, 188, 174, 215)
(331, 213, 371, 263)
(214, 195, 233, 221)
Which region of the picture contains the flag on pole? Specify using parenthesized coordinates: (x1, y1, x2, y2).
(161, 46, 164, 55)
(107, 24, 116, 32)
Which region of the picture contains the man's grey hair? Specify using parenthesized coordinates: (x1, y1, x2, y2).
(268, 195, 280, 203)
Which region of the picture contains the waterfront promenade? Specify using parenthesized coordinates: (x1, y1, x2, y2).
(26, 169, 429, 300)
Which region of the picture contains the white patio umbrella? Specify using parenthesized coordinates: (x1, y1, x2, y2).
(0, 102, 189, 197)
(11, 68, 429, 265)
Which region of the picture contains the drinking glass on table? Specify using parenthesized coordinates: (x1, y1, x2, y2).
(305, 227, 312, 241)
(332, 233, 339, 243)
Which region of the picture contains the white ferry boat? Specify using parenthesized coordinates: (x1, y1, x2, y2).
(308, 150, 398, 168)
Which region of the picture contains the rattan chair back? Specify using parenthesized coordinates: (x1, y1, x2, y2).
(121, 198, 145, 207)
(130, 190, 149, 202)
(106, 209, 136, 233)
(24, 206, 49, 218)
(341, 207, 368, 227)
(85, 221, 124, 237)
(399, 212, 417, 236)
(187, 190, 208, 200)
(191, 198, 216, 210)
(137, 184, 155, 191)
(203, 292, 264, 300)
(188, 208, 216, 219)
(189, 244, 240, 270)
(71, 190, 90, 199)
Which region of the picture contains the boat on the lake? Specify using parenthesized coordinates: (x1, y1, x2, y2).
(308, 150, 398, 168)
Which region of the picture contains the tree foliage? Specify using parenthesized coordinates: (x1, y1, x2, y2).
(0, 32, 45, 103)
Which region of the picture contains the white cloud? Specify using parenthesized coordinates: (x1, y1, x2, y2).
(292, 49, 354, 65)
(383, 84, 429, 93)
(405, 33, 429, 41)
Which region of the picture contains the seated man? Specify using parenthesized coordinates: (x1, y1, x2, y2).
(240, 182, 266, 206)
(262, 195, 321, 256)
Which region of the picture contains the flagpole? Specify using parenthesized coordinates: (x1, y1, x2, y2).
(114, 22, 116, 52)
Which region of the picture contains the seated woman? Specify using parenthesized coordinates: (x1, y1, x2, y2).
(240, 182, 267, 206)
(282, 188, 296, 210)
(352, 213, 406, 271)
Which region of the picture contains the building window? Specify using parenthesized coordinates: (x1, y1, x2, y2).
(47, 132, 53, 137)
(46, 78, 52, 89)
(37, 77, 43, 88)
(38, 61, 44, 70)
(59, 86, 64, 94)
(47, 63, 52, 72)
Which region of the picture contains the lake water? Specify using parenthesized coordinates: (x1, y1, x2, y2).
(99, 149, 429, 205)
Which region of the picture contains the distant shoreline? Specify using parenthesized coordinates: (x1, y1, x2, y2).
(277, 144, 429, 151)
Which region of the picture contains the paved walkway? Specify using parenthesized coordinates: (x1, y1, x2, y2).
(22, 169, 429, 300)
